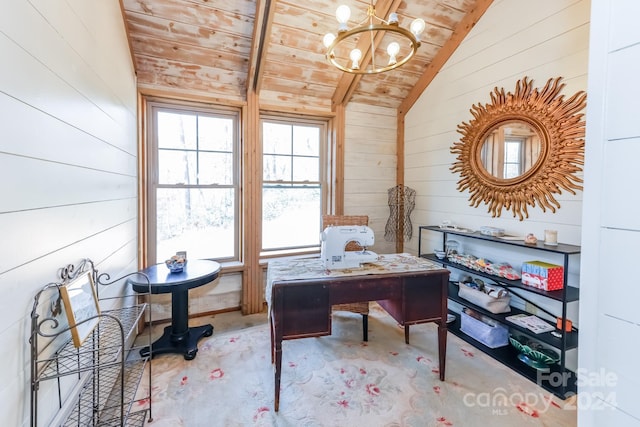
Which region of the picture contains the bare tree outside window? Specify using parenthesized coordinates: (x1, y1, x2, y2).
(149, 103, 240, 264)
(261, 118, 326, 251)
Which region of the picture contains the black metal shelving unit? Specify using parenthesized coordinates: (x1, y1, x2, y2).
(419, 225, 580, 399)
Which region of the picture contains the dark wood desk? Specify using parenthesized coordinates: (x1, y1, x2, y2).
(128, 259, 221, 360)
(266, 254, 450, 411)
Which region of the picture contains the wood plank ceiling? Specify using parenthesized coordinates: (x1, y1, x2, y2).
(121, 0, 488, 112)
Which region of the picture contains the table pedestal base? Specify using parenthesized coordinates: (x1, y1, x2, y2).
(140, 324, 213, 360)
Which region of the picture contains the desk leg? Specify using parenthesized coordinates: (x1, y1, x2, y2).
(362, 314, 369, 342)
(274, 335, 282, 412)
(438, 320, 447, 380)
(403, 322, 445, 379)
(270, 316, 274, 364)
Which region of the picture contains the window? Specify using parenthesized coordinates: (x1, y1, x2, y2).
(147, 101, 240, 264)
(503, 138, 523, 179)
(261, 116, 327, 252)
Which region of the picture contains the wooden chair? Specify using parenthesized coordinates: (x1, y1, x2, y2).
(322, 215, 370, 341)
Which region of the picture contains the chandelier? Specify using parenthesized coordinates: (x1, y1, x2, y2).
(322, 2, 426, 74)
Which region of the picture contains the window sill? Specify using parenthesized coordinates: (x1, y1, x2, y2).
(212, 260, 245, 274)
(258, 248, 320, 266)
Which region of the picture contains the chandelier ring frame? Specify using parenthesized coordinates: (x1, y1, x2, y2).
(325, 24, 421, 74)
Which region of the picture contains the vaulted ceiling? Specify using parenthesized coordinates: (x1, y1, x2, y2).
(121, 0, 491, 113)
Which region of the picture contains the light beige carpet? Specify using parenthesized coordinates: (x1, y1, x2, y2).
(139, 304, 576, 426)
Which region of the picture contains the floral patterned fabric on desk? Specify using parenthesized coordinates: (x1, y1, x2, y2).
(265, 253, 443, 306)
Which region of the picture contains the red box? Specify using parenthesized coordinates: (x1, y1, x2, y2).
(521, 261, 564, 291)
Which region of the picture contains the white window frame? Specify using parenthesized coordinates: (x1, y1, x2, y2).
(503, 137, 524, 179)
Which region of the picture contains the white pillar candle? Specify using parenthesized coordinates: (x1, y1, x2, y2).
(544, 229, 558, 246)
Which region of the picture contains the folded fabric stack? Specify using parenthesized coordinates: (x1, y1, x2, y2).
(447, 253, 520, 280)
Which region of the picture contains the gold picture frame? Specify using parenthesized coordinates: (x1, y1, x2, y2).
(60, 271, 101, 348)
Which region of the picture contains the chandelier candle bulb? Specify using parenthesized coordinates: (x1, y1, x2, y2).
(323, 33, 336, 48)
(387, 42, 400, 65)
(410, 18, 426, 37)
(350, 48, 362, 69)
(336, 5, 351, 28)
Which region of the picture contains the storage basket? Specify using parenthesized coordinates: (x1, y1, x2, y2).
(460, 310, 509, 348)
(458, 283, 511, 314)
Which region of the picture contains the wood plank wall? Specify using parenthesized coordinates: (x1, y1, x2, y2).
(344, 102, 399, 256)
(0, 1, 137, 425)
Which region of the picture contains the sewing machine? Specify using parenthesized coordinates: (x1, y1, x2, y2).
(320, 225, 379, 269)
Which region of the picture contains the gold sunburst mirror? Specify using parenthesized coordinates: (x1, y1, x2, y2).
(450, 77, 587, 220)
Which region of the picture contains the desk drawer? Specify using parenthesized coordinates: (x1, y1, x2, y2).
(274, 284, 331, 339)
(329, 276, 402, 305)
(378, 275, 448, 325)
(404, 275, 447, 322)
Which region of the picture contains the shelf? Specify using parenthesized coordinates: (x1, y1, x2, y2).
(98, 410, 149, 427)
(422, 225, 581, 254)
(35, 304, 147, 382)
(96, 356, 150, 426)
(421, 226, 579, 400)
(448, 282, 578, 349)
(423, 254, 580, 302)
(447, 312, 577, 399)
(31, 260, 153, 427)
(61, 357, 149, 427)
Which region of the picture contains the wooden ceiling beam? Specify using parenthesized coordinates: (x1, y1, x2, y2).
(398, 0, 494, 116)
(331, 0, 403, 109)
(246, 0, 276, 95)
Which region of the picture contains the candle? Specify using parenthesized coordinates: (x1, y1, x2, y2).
(544, 229, 558, 246)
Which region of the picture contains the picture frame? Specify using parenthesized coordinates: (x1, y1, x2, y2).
(59, 271, 101, 348)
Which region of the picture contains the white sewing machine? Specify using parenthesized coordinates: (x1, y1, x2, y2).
(320, 225, 379, 269)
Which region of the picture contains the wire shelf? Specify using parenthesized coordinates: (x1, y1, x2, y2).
(31, 259, 153, 427)
(35, 305, 147, 382)
(60, 357, 149, 427)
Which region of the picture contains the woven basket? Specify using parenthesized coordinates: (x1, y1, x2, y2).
(322, 215, 370, 315)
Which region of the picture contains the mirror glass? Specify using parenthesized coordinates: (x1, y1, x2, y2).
(479, 120, 541, 180)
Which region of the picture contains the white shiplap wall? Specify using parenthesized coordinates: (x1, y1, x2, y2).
(345, 102, 398, 255)
(403, 0, 590, 371)
(580, 0, 640, 425)
(404, 0, 590, 249)
(0, 1, 137, 426)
